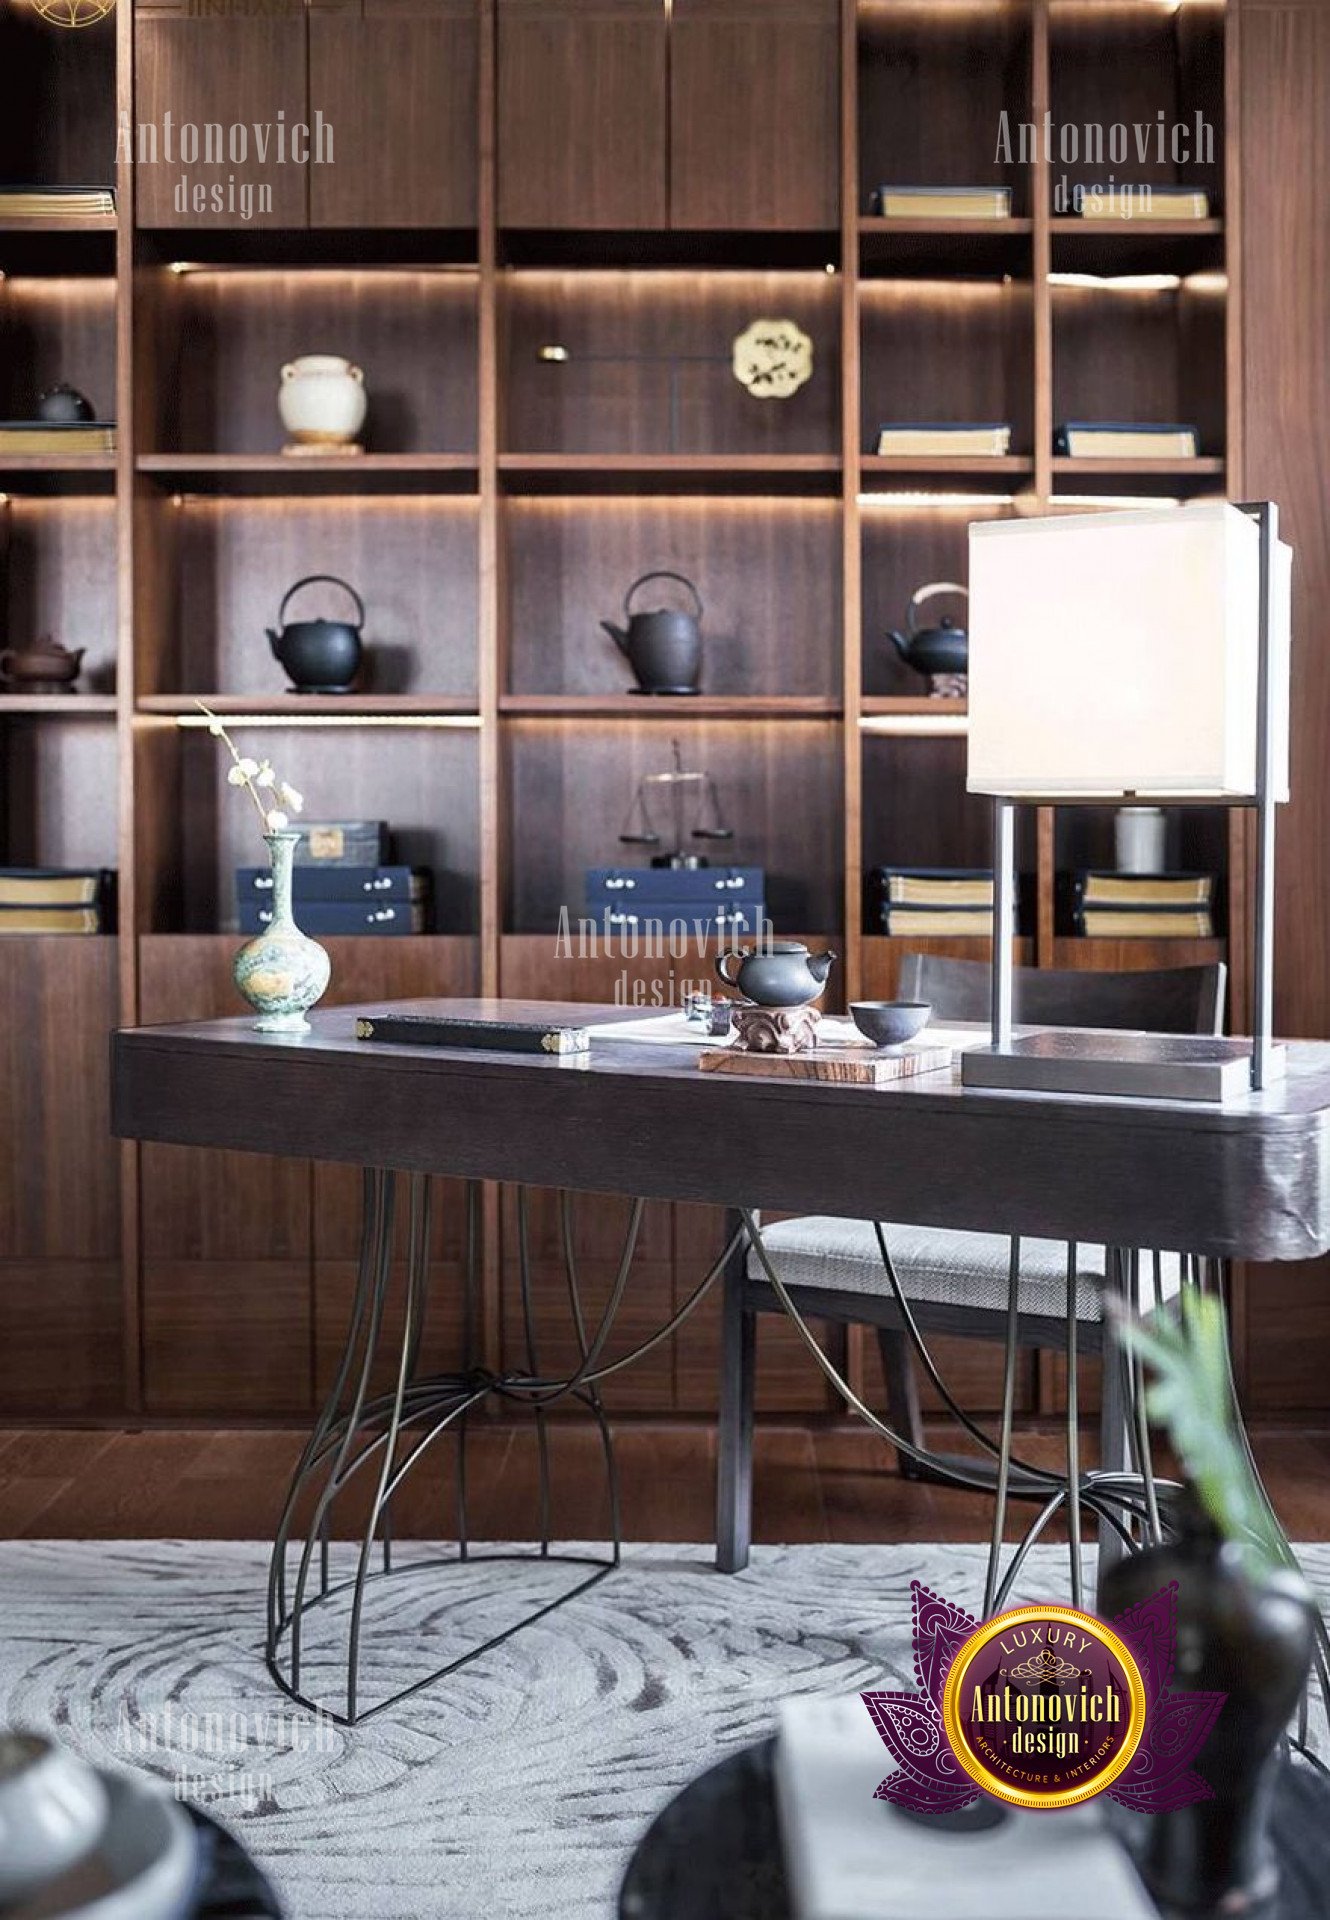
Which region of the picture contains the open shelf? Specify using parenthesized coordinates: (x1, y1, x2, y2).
(499, 695, 840, 720)
(0, 694, 117, 716)
(138, 696, 481, 719)
(858, 218, 1032, 278)
(498, 454, 842, 497)
(136, 454, 480, 497)
(1049, 218, 1225, 279)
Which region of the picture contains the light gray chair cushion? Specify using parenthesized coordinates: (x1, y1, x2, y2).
(747, 1217, 1180, 1323)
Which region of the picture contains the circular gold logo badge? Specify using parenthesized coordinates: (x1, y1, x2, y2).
(29, 0, 116, 27)
(941, 1604, 1147, 1811)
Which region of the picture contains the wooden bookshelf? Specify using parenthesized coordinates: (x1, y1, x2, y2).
(0, 0, 1253, 1426)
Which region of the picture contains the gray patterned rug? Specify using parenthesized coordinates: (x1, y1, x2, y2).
(1, 1541, 1327, 1920)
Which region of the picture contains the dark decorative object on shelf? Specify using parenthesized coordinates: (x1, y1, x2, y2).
(0, 636, 84, 693)
(601, 572, 704, 695)
(267, 575, 366, 694)
(715, 941, 835, 1009)
(619, 739, 733, 869)
(35, 382, 95, 423)
(1104, 1294, 1320, 1918)
(886, 581, 969, 697)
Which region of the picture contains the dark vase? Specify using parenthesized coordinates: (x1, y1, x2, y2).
(1099, 1495, 1316, 1917)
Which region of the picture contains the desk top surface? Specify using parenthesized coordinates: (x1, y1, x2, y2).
(112, 1000, 1330, 1262)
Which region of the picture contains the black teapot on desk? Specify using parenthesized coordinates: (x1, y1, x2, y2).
(601, 570, 704, 695)
(268, 574, 366, 693)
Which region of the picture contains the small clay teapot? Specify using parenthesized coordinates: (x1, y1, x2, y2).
(0, 636, 84, 693)
(715, 941, 836, 1008)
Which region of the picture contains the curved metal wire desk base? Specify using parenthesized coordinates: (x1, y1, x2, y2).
(266, 1170, 742, 1726)
(265, 1168, 631, 1725)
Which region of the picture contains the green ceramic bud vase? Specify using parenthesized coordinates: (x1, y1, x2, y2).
(232, 829, 330, 1032)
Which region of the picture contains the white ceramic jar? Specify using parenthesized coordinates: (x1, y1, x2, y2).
(277, 355, 367, 448)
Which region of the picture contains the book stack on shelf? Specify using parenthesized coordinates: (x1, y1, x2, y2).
(1073, 186, 1210, 222)
(236, 820, 433, 937)
(0, 867, 115, 935)
(0, 422, 116, 455)
(870, 186, 1012, 220)
(1067, 871, 1216, 940)
(0, 185, 115, 221)
(1055, 423, 1200, 460)
(869, 867, 1006, 938)
(876, 424, 1012, 458)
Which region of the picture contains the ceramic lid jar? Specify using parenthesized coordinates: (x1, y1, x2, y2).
(277, 355, 367, 448)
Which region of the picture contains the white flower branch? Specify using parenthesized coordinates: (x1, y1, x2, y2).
(195, 701, 307, 838)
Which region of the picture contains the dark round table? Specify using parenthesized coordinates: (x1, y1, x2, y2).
(618, 1739, 1330, 1920)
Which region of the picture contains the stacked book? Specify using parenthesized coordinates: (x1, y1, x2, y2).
(0, 867, 115, 934)
(876, 422, 1012, 458)
(0, 421, 115, 455)
(1068, 870, 1215, 939)
(870, 867, 1010, 937)
(236, 821, 432, 936)
(870, 185, 1013, 220)
(1054, 422, 1199, 459)
(0, 185, 115, 221)
(1073, 185, 1210, 221)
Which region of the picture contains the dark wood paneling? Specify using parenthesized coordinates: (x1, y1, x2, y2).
(3, 501, 119, 695)
(1, 719, 119, 871)
(857, 2, 1031, 216)
(309, 0, 479, 229)
(0, 278, 117, 427)
(669, 0, 838, 232)
(149, 270, 478, 455)
(164, 496, 480, 699)
(1053, 286, 1225, 453)
(0, 1264, 122, 1417)
(0, 10, 116, 191)
(132, 6, 309, 229)
(496, 0, 668, 230)
(142, 1260, 312, 1416)
(0, 938, 120, 1262)
(861, 282, 1033, 456)
(1240, 0, 1330, 1413)
(504, 497, 841, 699)
(503, 721, 843, 932)
(501, 271, 840, 456)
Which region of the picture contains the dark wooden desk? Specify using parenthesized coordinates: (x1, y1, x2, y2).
(114, 999, 1330, 1263)
(111, 1000, 1330, 1723)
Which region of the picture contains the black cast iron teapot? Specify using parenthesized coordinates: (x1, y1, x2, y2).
(268, 574, 365, 694)
(601, 570, 703, 695)
(886, 581, 969, 683)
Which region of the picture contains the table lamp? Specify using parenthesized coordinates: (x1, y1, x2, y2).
(962, 501, 1292, 1102)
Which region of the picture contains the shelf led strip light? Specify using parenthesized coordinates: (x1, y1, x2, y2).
(964, 502, 1292, 1102)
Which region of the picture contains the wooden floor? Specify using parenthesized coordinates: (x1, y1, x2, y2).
(2, 1422, 1329, 1541)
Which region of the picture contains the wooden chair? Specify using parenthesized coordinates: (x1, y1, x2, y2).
(715, 957, 1227, 1573)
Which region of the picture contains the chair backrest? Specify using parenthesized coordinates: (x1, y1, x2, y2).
(895, 954, 1226, 1037)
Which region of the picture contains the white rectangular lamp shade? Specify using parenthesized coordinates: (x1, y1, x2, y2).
(966, 504, 1291, 800)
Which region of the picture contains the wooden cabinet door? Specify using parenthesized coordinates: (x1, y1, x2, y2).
(669, 0, 839, 231)
(497, 0, 667, 229)
(309, 0, 479, 228)
(133, 1, 308, 228)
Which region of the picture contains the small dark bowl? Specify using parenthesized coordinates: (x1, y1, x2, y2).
(849, 1000, 932, 1049)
